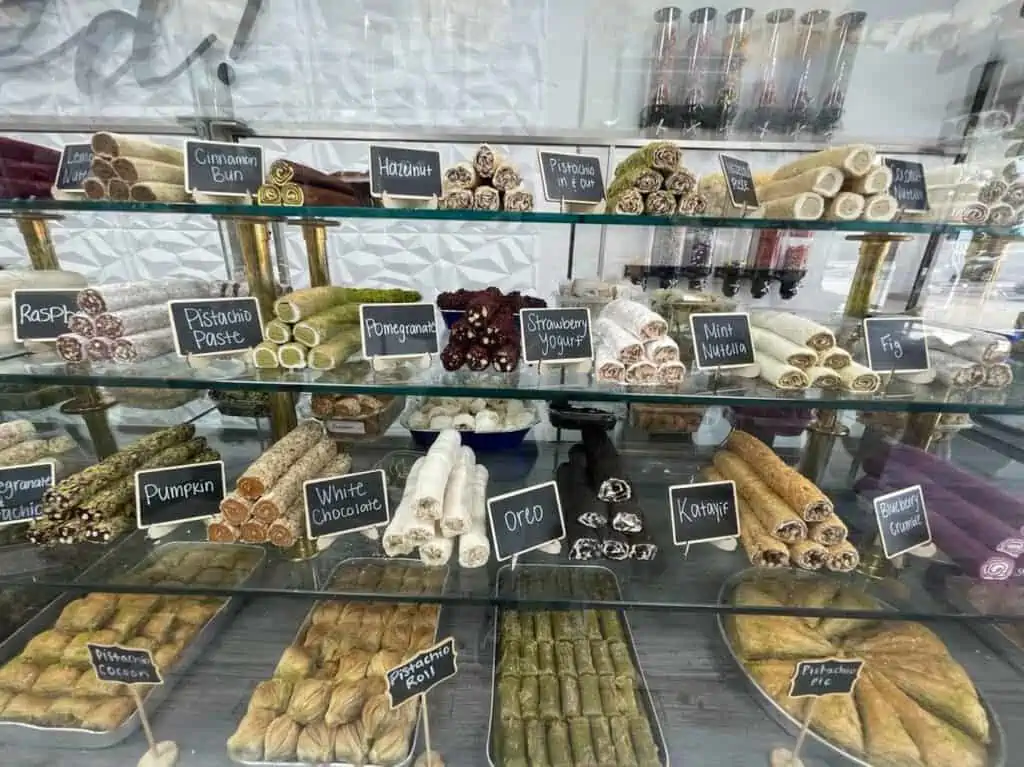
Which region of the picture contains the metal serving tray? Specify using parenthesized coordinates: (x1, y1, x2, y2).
(0, 540, 266, 749)
(486, 563, 670, 767)
(231, 556, 448, 767)
(716, 568, 1006, 767)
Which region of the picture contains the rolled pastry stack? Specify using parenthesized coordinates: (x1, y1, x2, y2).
(405, 397, 535, 434)
(0, 269, 87, 349)
(607, 141, 706, 216)
(83, 132, 187, 203)
(258, 159, 373, 207)
(437, 287, 546, 373)
(594, 299, 681, 385)
(439, 144, 533, 212)
(28, 424, 215, 547)
(0, 137, 60, 200)
(926, 330, 1013, 390)
(710, 430, 856, 572)
(907, 159, 1024, 225)
(0, 421, 73, 472)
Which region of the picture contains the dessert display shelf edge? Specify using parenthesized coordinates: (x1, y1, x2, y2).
(0, 541, 267, 748)
(486, 563, 671, 767)
(231, 556, 448, 767)
(715, 568, 1006, 767)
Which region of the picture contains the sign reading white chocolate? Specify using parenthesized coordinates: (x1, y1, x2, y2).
(520, 307, 594, 365)
(538, 151, 605, 205)
(303, 468, 390, 540)
(668, 479, 740, 546)
(487, 481, 566, 561)
(88, 643, 162, 686)
(863, 316, 930, 374)
(55, 143, 94, 190)
(789, 658, 863, 698)
(184, 139, 264, 197)
(135, 460, 225, 529)
(386, 636, 458, 708)
(168, 296, 264, 357)
(368, 145, 443, 199)
(0, 462, 54, 527)
(11, 289, 80, 343)
(884, 158, 929, 211)
(873, 484, 931, 559)
(719, 154, 758, 209)
(359, 303, 439, 359)
(689, 312, 755, 370)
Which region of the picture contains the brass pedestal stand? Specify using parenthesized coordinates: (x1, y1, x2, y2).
(290, 219, 337, 288)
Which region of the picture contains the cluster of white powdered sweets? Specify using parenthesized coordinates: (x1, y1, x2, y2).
(382, 429, 491, 568)
(406, 397, 536, 432)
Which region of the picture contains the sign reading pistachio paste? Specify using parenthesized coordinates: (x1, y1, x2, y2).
(11, 289, 79, 343)
(303, 469, 390, 540)
(719, 154, 758, 209)
(538, 151, 605, 205)
(884, 158, 928, 211)
(789, 658, 864, 698)
(520, 308, 594, 365)
(0, 462, 54, 527)
(386, 636, 458, 708)
(863, 316, 930, 373)
(168, 297, 264, 357)
(184, 139, 264, 197)
(55, 143, 94, 190)
(689, 312, 755, 370)
(368, 145, 443, 199)
(668, 479, 740, 546)
(88, 644, 163, 686)
(134, 460, 225, 529)
(873, 484, 931, 559)
(359, 303, 439, 359)
(487, 481, 566, 561)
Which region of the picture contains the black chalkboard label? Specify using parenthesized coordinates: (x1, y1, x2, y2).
(719, 154, 758, 209)
(369, 145, 443, 200)
(689, 312, 755, 370)
(538, 151, 605, 205)
(55, 143, 94, 190)
(789, 658, 863, 698)
(184, 139, 264, 197)
(386, 636, 458, 708)
(669, 479, 740, 546)
(359, 303, 439, 359)
(11, 289, 79, 343)
(303, 468, 390, 540)
(884, 158, 929, 211)
(88, 644, 163, 686)
(873, 484, 931, 558)
(863, 317, 930, 373)
(168, 297, 264, 357)
(134, 460, 225, 529)
(520, 308, 594, 365)
(487, 481, 566, 561)
(0, 462, 54, 527)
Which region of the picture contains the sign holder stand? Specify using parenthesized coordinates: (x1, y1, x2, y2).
(421, 698, 434, 757)
(771, 697, 820, 767)
(371, 352, 432, 373)
(538, 358, 593, 376)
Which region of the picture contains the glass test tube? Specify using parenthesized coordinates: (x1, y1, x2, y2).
(781, 9, 832, 136)
(709, 7, 755, 135)
(676, 7, 717, 132)
(814, 11, 867, 135)
(641, 7, 683, 130)
(745, 8, 794, 137)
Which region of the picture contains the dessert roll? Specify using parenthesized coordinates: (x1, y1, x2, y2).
(500, 718, 528, 765)
(111, 328, 175, 362)
(950, 331, 1011, 364)
(595, 319, 644, 364)
(206, 517, 240, 543)
(274, 645, 315, 680)
(263, 713, 301, 761)
(236, 421, 323, 499)
(808, 513, 848, 545)
(257, 183, 282, 205)
(844, 164, 892, 195)
(757, 353, 810, 390)
(644, 336, 679, 363)
(984, 362, 1013, 388)
(608, 188, 644, 214)
(738, 497, 789, 568)
(825, 191, 866, 221)
(789, 539, 828, 570)
(503, 186, 534, 212)
(771, 144, 876, 181)
(286, 679, 330, 725)
(750, 310, 835, 351)
(94, 305, 170, 339)
(979, 178, 1008, 204)
(368, 720, 413, 764)
(826, 540, 860, 572)
(68, 312, 95, 338)
(838, 360, 880, 393)
(440, 188, 473, 210)
(473, 184, 500, 211)
(626, 359, 657, 384)
(228, 708, 276, 760)
(569, 717, 598, 764)
(573, 640, 596, 675)
(443, 161, 477, 190)
(491, 162, 523, 192)
(644, 189, 676, 215)
(296, 721, 334, 763)
(618, 141, 681, 174)
(712, 451, 807, 541)
(56, 333, 87, 362)
(600, 298, 668, 340)
(929, 349, 984, 389)
(219, 492, 252, 525)
(862, 193, 899, 221)
(473, 144, 504, 178)
(91, 132, 184, 165)
(987, 202, 1015, 225)
(807, 366, 842, 389)
(759, 166, 844, 200)
(608, 166, 664, 197)
(761, 192, 825, 220)
(629, 525, 658, 560)
(664, 168, 697, 196)
(601, 527, 631, 560)
(248, 678, 294, 714)
(578, 675, 602, 716)
(112, 157, 184, 186)
(86, 336, 112, 361)
(657, 360, 686, 385)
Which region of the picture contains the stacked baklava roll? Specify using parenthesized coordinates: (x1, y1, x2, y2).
(381, 429, 491, 568)
(594, 299, 681, 385)
(606, 141, 705, 216)
(925, 329, 1013, 390)
(708, 430, 856, 572)
(27, 424, 216, 546)
(440, 144, 535, 212)
(909, 159, 1024, 225)
(82, 132, 187, 202)
(205, 421, 351, 548)
(258, 159, 373, 207)
(0, 419, 74, 472)
(0, 137, 60, 200)
(437, 287, 546, 373)
(255, 286, 420, 371)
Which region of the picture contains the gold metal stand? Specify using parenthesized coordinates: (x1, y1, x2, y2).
(901, 411, 942, 450)
(843, 233, 912, 319)
(857, 535, 896, 580)
(291, 219, 337, 288)
(61, 387, 119, 458)
(11, 215, 62, 270)
(799, 410, 849, 484)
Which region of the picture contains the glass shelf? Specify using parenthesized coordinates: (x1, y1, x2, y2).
(0, 353, 1020, 416)
(2, 198, 1022, 237)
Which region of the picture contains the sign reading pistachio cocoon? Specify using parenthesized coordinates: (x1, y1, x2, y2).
(0, 462, 54, 527)
(303, 468, 390, 540)
(88, 644, 163, 686)
(386, 636, 458, 708)
(789, 658, 864, 698)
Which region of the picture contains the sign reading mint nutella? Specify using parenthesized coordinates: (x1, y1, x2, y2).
(538, 151, 605, 205)
(134, 460, 225, 529)
(368, 145, 442, 199)
(303, 469, 390, 540)
(386, 636, 458, 708)
(359, 303, 439, 359)
(55, 143, 94, 190)
(884, 158, 928, 211)
(11, 289, 80, 343)
(520, 308, 594, 365)
(184, 139, 264, 197)
(88, 644, 162, 686)
(873, 484, 931, 558)
(168, 297, 264, 357)
(0, 462, 54, 527)
(689, 312, 755, 370)
(789, 658, 863, 698)
(719, 154, 758, 209)
(668, 479, 740, 546)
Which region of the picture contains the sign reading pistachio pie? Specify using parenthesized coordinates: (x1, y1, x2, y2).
(668, 479, 740, 546)
(303, 468, 390, 540)
(719, 154, 759, 209)
(11, 289, 80, 342)
(134, 460, 225, 529)
(55, 143, 94, 190)
(87, 643, 163, 686)
(789, 657, 864, 698)
(0, 462, 54, 527)
(359, 302, 440, 359)
(184, 139, 264, 197)
(689, 312, 755, 370)
(520, 307, 594, 365)
(168, 296, 264, 357)
(538, 151, 605, 205)
(386, 636, 458, 708)
(863, 316, 930, 373)
(368, 145, 443, 199)
(487, 481, 566, 561)
(873, 484, 932, 558)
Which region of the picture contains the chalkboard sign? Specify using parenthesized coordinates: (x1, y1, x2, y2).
(884, 158, 929, 211)
(863, 317, 930, 373)
(538, 151, 605, 205)
(386, 636, 458, 708)
(789, 658, 863, 698)
(520, 308, 594, 365)
(689, 312, 755, 370)
(55, 143, 94, 190)
(359, 303, 439, 359)
(873, 484, 931, 558)
(719, 154, 759, 209)
(134, 460, 225, 529)
(369, 145, 443, 199)
(168, 297, 264, 357)
(668, 479, 740, 546)
(184, 139, 264, 197)
(88, 644, 162, 686)
(0, 462, 54, 527)
(303, 468, 390, 540)
(487, 481, 566, 561)
(11, 289, 79, 343)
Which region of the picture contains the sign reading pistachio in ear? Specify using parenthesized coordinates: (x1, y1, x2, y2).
(873, 484, 931, 559)
(134, 460, 225, 529)
(368, 145, 443, 200)
(789, 658, 864, 698)
(303, 468, 390, 540)
(184, 139, 264, 197)
(538, 151, 605, 205)
(668, 479, 740, 546)
(11, 289, 80, 343)
(88, 644, 163, 686)
(385, 636, 458, 708)
(55, 143, 94, 190)
(719, 154, 758, 209)
(0, 462, 54, 527)
(884, 158, 928, 211)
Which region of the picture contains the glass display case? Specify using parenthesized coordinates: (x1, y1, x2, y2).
(1, 2, 1024, 765)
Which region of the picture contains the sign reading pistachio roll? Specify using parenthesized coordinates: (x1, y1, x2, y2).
(359, 302, 439, 359)
(487, 480, 566, 561)
(668, 479, 740, 546)
(538, 151, 605, 205)
(789, 658, 863, 698)
(884, 158, 928, 211)
(168, 296, 264, 357)
(135, 460, 225, 529)
(369, 145, 443, 199)
(88, 643, 163, 686)
(873, 484, 931, 558)
(55, 143, 94, 190)
(0, 462, 54, 527)
(184, 139, 264, 197)
(385, 636, 458, 708)
(719, 154, 758, 209)
(863, 316, 930, 373)
(12, 289, 80, 342)
(303, 468, 390, 540)
(520, 307, 594, 365)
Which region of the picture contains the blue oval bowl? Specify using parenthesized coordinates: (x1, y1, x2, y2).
(407, 426, 532, 451)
